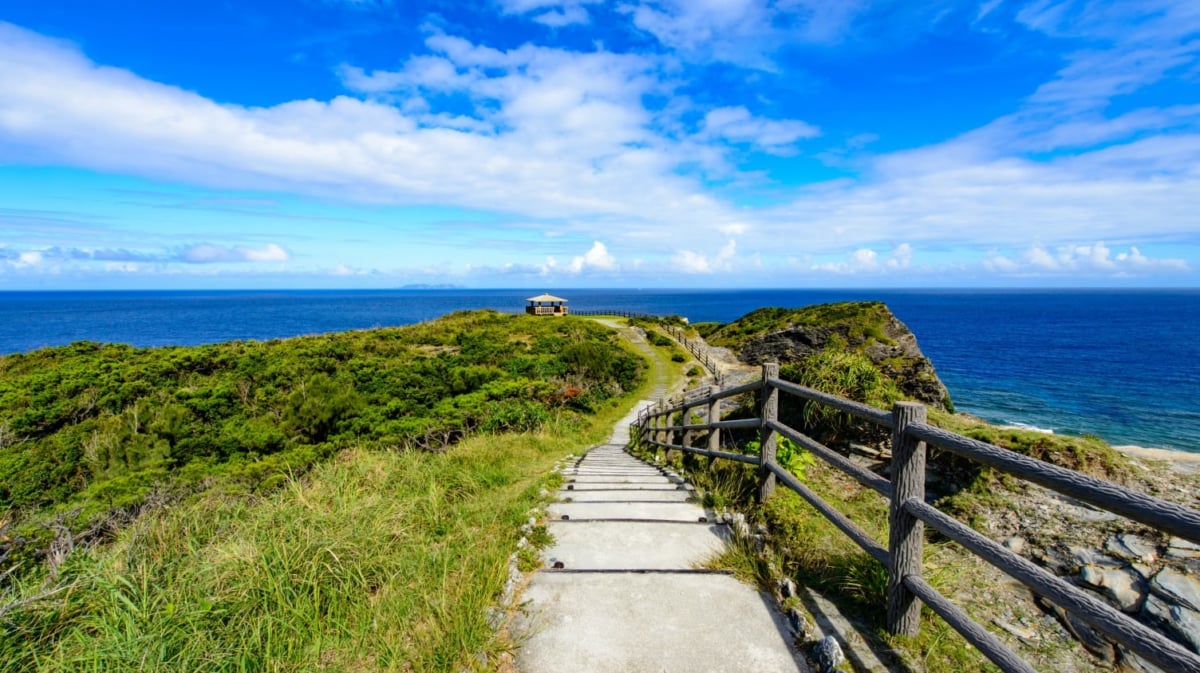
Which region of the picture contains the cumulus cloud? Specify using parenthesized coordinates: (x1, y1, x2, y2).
(0, 22, 734, 231)
(812, 243, 913, 274)
(701, 106, 819, 154)
(2, 10, 1199, 284)
(497, 0, 601, 26)
(623, 0, 865, 68)
(540, 240, 616, 274)
(0, 243, 291, 272)
(671, 239, 737, 274)
(982, 242, 1190, 276)
(178, 243, 291, 264)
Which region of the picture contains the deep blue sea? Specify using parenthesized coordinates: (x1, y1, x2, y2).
(1, 289, 1197, 453)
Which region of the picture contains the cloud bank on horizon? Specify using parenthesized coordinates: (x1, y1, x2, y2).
(0, 0, 1197, 288)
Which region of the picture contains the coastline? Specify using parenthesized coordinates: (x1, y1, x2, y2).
(1112, 444, 1200, 474)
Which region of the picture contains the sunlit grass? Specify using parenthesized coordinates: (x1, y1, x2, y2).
(2, 374, 649, 673)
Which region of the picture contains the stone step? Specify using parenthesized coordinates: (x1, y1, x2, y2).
(549, 501, 712, 522)
(543, 520, 728, 570)
(516, 573, 807, 673)
(561, 489, 695, 503)
(567, 475, 680, 484)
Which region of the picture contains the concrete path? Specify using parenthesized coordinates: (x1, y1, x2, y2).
(514, 411, 809, 672)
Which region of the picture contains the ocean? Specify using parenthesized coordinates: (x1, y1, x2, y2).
(1, 288, 1197, 453)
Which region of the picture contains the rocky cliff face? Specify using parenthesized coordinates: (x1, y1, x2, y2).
(728, 303, 953, 411)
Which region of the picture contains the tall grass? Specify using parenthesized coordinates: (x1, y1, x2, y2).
(1, 412, 617, 673)
(678, 456, 999, 672)
(2, 319, 669, 673)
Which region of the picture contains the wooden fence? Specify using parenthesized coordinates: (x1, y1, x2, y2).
(662, 324, 726, 387)
(632, 364, 1200, 673)
(572, 310, 657, 319)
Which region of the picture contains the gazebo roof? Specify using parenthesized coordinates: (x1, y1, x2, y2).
(526, 293, 568, 303)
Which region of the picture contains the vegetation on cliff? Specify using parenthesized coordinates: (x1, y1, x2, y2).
(699, 301, 953, 412)
(0, 311, 642, 572)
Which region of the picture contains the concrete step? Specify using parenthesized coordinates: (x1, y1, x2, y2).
(560, 489, 695, 503)
(567, 475, 681, 484)
(543, 520, 728, 570)
(516, 572, 807, 673)
(548, 501, 713, 522)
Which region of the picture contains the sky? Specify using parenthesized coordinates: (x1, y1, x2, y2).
(1, 0, 1198, 289)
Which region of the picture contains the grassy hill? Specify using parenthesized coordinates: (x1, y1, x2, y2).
(0, 311, 653, 671)
(0, 311, 642, 574)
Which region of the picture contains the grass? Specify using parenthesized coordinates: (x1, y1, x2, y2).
(0, 311, 643, 573)
(2, 426, 567, 671)
(652, 449, 1003, 673)
(1, 322, 657, 673)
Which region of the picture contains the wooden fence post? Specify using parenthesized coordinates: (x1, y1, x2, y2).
(707, 384, 720, 466)
(655, 402, 665, 448)
(758, 363, 779, 503)
(680, 402, 691, 451)
(887, 401, 927, 637)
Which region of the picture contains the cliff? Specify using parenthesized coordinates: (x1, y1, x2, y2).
(701, 302, 953, 411)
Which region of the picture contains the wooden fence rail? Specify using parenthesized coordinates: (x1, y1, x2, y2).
(572, 309, 658, 319)
(631, 364, 1200, 673)
(663, 324, 726, 386)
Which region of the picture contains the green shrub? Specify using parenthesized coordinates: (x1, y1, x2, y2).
(0, 311, 644, 579)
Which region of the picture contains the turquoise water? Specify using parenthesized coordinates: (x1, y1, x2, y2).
(2, 288, 1197, 452)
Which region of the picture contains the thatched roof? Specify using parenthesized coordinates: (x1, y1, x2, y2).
(526, 293, 568, 303)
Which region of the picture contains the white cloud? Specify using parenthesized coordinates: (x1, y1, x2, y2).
(498, 0, 601, 25)
(534, 5, 592, 26)
(15, 250, 43, 268)
(812, 243, 912, 274)
(178, 243, 290, 264)
(702, 106, 819, 153)
(540, 240, 616, 274)
(671, 239, 737, 274)
(622, 0, 865, 68)
(1, 11, 1199, 285)
(982, 242, 1190, 276)
(0, 22, 735, 233)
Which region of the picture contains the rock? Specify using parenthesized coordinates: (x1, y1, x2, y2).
(1119, 649, 1169, 673)
(1143, 594, 1200, 653)
(1069, 545, 1123, 568)
(1150, 567, 1200, 613)
(1168, 537, 1200, 561)
(1003, 536, 1027, 555)
(1033, 544, 1075, 575)
(1079, 565, 1147, 613)
(778, 577, 798, 599)
(786, 607, 804, 635)
(993, 617, 1039, 643)
(1039, 598, 1118, 664)
(1106, 534, 1159, 564)
(727, 512, 749, 537)
(811, 635, 844, 673)
(728, 303, 952, 409)
(485, 606, 505, 629)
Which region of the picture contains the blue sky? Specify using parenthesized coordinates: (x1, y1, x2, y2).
(1, 0, 1198, 289)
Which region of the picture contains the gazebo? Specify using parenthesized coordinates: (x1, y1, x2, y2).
(525, 293, 569, 316)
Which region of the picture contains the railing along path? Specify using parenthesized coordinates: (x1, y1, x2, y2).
(662, 324, 726, 386)
(572, 309, 657, 319)
(632, 365, 1200, 673)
